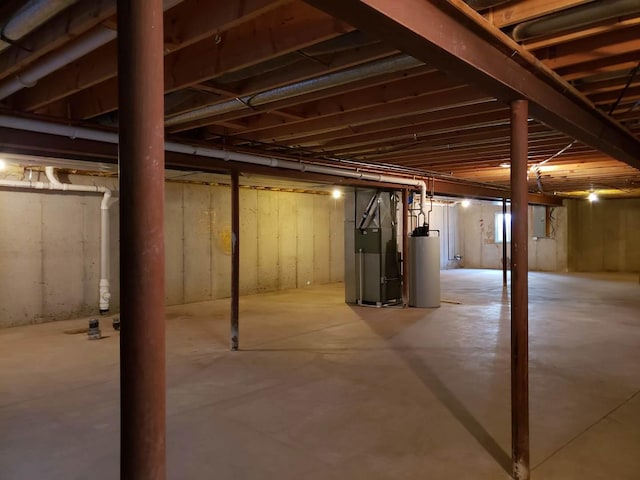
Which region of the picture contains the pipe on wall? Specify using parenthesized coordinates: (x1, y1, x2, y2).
(0, 115, 431, 216)
(0, 167, 113, 313)
(45, 167, 112, 313)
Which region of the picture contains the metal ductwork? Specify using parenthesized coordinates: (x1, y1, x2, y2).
(463, 0, 512, 11)
(0, 26, 117, 100)
(512, 0, 640, 42)
(214, 32, 379, 85)
(0, 0, 182, 101)
(0, 0, 79, 54)
(165, 54, 423, 127)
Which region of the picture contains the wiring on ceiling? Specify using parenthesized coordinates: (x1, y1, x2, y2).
(608, 60, 640, 115)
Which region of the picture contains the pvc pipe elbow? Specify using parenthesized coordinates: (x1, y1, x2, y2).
(100, 189, 112, 209)
(99, 279, 110, 313)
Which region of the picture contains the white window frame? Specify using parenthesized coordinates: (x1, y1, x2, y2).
(495, 212, 511, 243)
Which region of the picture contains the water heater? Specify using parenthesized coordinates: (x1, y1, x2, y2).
(409, 228, 440, 308)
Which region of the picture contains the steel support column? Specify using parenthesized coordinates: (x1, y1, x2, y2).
(231, 169, 240, 350)
(402, 188, 409, 306)
(510, 99, 530, 480)
(118, 1, 166, 479)
(503, 197, 508, 287)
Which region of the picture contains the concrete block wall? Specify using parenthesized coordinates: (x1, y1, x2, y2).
(0, 174, 343, 328)
(567, 198, 640, 272)
(459, 202, 568, 272)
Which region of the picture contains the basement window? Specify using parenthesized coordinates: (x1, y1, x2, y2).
(495, 212, 511, 243)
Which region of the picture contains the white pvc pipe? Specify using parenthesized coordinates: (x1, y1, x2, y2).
(0, 178, 50, 189)
(0, 115, 430, 217)
(100, 190, 111, 313)
(0, 171, 113, 312)
(44, 166, 112, 313)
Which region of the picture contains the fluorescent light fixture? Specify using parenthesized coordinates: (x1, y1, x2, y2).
(331, 188, 342, 199)
(588, 192, 598, 202)
(461, 199, 470, 208)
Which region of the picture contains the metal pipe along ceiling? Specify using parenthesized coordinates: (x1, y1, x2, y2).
(0, 26, 117, 100)
(0, 0, 79, 54)
(512, 0, 640, 42)
(0, 0, 183, 101)
(0, 114, 430, 217)
(164, 54, 423, 126)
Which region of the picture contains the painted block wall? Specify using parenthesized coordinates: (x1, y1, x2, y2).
(567, 198, 640, 272)
(0, 174, 343, 328)
(459, 202, 568, 272)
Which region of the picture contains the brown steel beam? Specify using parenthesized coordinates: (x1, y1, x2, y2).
(118, 0, 166, 479)
(502, 197, 508, 287)
(402, 188, 409, 306)
(510, 99, 530, 480)
(231, 169, 240, 350)
(304, 0, 640, 169)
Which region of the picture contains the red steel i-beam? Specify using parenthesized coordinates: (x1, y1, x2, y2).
(503, 197, 508, 287)
(510, 99, 530, 480)
(231, 170, 240, 350)
(402, 188, 409, 306)
(117, 0, 166, 478)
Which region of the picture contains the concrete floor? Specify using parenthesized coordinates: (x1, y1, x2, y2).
(1, 270, 639, 479)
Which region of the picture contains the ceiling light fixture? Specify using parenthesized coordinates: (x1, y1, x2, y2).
(0, 158, 6, 171)
(499, 162, 510, 168)
(588, 192, 598, 202)
(332, 188, 342, 199)
(461, 199, 470, 208)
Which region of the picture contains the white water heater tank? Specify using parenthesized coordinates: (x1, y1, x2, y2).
(409, 235, 441, 308)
